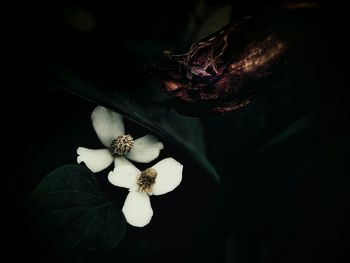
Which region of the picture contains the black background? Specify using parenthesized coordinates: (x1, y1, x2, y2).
(6, 0, 349, 262)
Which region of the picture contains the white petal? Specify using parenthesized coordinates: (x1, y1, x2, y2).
(152, 158, 183, 195)
(122, 191, 153, 227)
(125, 134, 164, 163)
(77, 147, 113, 173)
(108, 157, 140, 189)
(91, 106, 125, 147)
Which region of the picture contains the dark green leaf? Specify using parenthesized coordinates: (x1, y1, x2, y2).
(24, 164, 126, 257)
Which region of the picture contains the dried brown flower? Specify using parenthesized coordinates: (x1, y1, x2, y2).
(152, 16, 287, 115)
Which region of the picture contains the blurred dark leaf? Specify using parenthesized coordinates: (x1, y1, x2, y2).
(23, 164, 126, 258)
(248, 111, 317, 159)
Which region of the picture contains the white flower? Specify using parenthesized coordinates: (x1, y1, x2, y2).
(77, 106, 164, 173)
(108, 157, 183, 227)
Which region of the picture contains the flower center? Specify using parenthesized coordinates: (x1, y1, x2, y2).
(137, 168, 157, 194)
(110, 134, 134, 156)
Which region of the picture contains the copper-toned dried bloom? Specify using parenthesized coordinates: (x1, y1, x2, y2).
(137, 168, 158, 194)
(152, 15, 288, 115)
(111, 134, 134, 156)
(229, 36, 286, 76)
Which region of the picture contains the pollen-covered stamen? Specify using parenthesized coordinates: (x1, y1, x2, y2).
(137, 168, 157, 194)
(110, 134, 134, 156)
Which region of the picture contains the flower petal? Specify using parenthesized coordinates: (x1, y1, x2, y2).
(91, 106, 125, 147)
(152, 158, 183, 195)
(77, 147, 113, 173)
(125, 135, 164, 163)
(108, 157, 140, 189)
(122, 191, 153, 227)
